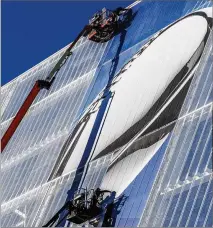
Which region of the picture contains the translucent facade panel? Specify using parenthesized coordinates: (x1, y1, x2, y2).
(81, 154, 113, 191)
(2, 72, 94, 163)
(140, 31, 212, 227)
(1, 40, 107, 123)
(112, 134, 171, 227)
(1, 183, 51, 227)
(182, 0, 212, 14)
(180, 32, 213, 115)
(1, 154, 113, 227)
(1, 50, 65, 122)
(1, 135, 68, 203)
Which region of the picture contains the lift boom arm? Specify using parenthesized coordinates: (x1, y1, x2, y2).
(1, 26, 89, 152)
(1, 7, 131, 152)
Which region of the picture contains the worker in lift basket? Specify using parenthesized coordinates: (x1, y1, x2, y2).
(92, 188, 112, 206)
(113, 7, 128, 16)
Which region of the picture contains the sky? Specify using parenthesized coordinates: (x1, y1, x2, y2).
(2, 1, 132, 85)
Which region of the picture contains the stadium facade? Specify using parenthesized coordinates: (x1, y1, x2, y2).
(1, 0, 212, 227)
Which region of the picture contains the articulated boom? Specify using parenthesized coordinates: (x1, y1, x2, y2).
(1, 6, 131, 152)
